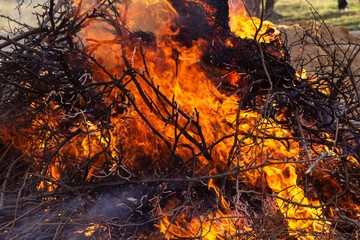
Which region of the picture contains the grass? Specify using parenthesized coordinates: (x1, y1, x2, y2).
(1, 1, 360, 31)
(273, 0, 360, 31)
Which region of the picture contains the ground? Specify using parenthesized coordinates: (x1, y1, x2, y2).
(1, 0, 360, 31)
(274, 0, 360, 31)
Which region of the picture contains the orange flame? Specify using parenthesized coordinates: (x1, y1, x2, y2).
(229, 0, 281, 43)
(83, 2, 329, 236)
(1, 0, 358, 238)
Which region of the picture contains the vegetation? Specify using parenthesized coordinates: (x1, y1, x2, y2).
(274, 0, 360, 31)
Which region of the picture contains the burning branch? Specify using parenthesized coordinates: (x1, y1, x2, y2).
(0, 0, 359, 239)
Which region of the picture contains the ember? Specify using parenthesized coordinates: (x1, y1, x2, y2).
(0, 0, 359, 239)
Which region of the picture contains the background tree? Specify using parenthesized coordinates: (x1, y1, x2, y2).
(243, 0, 278, 18)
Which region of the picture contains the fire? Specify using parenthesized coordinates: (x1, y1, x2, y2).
(157, 178, 252, 239)
(83, 0, 327, 234)
(157, 200, 239, 239)
(74, 223, 106, 237)
(229, 0, 281, 43)
(1, 0, 358, 239)
(296, 68, 330, 95)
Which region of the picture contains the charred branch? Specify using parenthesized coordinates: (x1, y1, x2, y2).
(0, 0, 359, 239)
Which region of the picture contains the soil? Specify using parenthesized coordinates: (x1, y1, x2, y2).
(279, 20, 360, 76)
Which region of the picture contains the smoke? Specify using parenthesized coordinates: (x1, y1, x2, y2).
(3, 185, 157, 239)
(126, 0, 177, 33)
(0, 0, 47, 35)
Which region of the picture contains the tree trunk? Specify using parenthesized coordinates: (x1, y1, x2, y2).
(243, 0, 277, 17)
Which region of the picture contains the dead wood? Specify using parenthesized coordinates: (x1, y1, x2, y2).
(0, 0, 359, 239)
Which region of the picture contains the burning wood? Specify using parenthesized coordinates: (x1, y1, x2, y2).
(0, 0, 359, 239)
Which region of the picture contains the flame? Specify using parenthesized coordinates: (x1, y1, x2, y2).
(74, 223, 106, 237)
(296, 68, 330, 95)
(81, 1, 332, 235)
(229, 0, 281, 43)
(157, 179, 252, 239)
(157, 207, 240, 239)
(296, 68, 307, 79)
(1, 0, 358, 238)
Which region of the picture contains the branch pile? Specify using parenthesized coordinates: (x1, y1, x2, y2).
(0, 1, 359, 239)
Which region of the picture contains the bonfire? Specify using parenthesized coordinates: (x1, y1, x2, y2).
(0, 0, 359, 239)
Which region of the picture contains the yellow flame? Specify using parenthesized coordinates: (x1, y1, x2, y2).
(229, 0, 281, 43)
(1, 1, 356, 239)
(74, 223, 106, 237)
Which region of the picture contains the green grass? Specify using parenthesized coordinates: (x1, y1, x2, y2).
(273, 0, 360, 31)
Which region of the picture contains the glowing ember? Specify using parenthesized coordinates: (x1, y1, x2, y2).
(74, 223, 106, 237)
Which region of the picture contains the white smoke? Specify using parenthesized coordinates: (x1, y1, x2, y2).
(0, 0, 47, 36)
